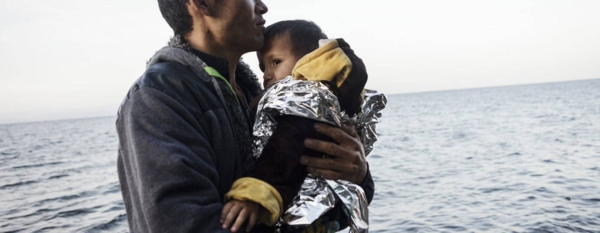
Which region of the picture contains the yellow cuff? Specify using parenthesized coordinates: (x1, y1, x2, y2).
(292, 40, 352, 88)
(225, 177, 283, 226)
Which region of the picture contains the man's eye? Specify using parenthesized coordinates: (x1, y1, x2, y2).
(272, 60, 281, 66)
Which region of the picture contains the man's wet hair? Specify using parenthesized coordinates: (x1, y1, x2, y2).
(264, 20, 328, 58)
(157, 0, 195, 36)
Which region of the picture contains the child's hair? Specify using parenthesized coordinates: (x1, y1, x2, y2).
(264, 20, 328, 59)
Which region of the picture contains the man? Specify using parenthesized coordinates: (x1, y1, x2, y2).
(116, 0, 375, 232)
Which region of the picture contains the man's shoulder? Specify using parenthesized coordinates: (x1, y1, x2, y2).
(119, 61, 192, 103)
(139, 61, 199, 89)
(127, 61, 215, 98)
(117, 61, 220, 115)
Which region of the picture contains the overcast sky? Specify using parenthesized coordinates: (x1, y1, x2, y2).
(1, 0, 599, 124)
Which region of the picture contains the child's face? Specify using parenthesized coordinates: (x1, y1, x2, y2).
(257, 34, 299, 89)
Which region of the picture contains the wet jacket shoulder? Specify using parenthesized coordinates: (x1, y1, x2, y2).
(116, 46, 260, 233)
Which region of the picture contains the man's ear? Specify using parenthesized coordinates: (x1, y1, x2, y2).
(189, 0, 217, 17)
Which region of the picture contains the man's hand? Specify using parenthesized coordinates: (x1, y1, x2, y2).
(221, 200, 262, 232)
(301, 123, 367, 185)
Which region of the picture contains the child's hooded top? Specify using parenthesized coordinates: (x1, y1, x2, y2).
(225, 39, 373, 229)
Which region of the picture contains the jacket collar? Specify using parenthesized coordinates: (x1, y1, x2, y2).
(191, 49, 229, 80)
(146, 35, 262, 97)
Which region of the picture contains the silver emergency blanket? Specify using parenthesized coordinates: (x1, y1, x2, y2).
(350, 89, 387, 156)
(252, 76, 387, 233)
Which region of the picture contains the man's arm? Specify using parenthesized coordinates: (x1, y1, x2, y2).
(117, 87, 229, 233)
(300, 123, 375, 203)
(300, 123, 374, 231)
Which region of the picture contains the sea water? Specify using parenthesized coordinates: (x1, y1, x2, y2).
(1, 79, 599, 232)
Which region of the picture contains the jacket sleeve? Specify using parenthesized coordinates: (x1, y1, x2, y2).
(116, 87, 229, 233)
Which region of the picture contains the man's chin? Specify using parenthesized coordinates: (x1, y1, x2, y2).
(250, 37, 265, 52)
(231, 35, 264, 55)
(238, 39, 263, 53)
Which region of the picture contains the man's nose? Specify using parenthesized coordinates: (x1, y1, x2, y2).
(256, 0, 268, 14)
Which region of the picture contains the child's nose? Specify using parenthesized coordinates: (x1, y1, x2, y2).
(263, 73, 273, 82)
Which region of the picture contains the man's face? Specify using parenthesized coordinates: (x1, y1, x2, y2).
(214, 0, 268, 54)
(257, 34, 298, 89)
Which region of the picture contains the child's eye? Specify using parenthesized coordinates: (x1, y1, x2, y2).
(272, 59, 281, 66)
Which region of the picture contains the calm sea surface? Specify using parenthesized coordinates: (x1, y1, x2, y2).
(1, 79, 599, 232)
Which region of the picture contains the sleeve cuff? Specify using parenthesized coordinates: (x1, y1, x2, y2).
(224, 177, 283, 225)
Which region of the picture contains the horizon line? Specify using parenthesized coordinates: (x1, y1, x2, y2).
(1, 77, 598, 126)
(379, 77, 599, 96)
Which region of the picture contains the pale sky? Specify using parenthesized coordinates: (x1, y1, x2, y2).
(1, 0, 599, 124)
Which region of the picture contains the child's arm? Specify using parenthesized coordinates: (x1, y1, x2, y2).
(221, 177, 283, 231)
(221, 199, 261, 232)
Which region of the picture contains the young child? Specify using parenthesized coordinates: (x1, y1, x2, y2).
(221, 20, 370, 233)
